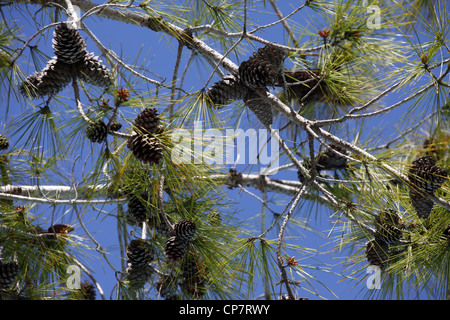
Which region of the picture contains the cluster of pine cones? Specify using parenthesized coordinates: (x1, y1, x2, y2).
(125, 239, 155, 284)
(127, 107, 163, 165)
(407, 155, 448, 219)
(365, 155, 448, 270)
(207, 43, 286, 126)
(164, 219, 197, 263)
(161, 219, 200, 298)
(124, 219, 204, 298)
(20, 22, 113, 99)
(207, 43, 329, 126)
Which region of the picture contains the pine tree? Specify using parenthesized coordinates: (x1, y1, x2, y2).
(0, 0, 449, 302)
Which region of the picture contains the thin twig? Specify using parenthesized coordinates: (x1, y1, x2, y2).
(251, 2, 306, 35)
(168, 41, 184, 117)
(158, 173, 174, 234)
(72, 69, 92, 124)
(276, 183, 309, 300)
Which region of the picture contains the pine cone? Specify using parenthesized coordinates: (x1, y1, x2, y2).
(155, 275, 179, 299)
(125, 265, 154, 284)
(0, 260, 19, 289)
(86, 120, 108, 143)
(180, 254, 207, 298)
(239, 44, 286, 89)
(20, 57, 73, 98)
(243, 90, 273, 127)
(408, 156, 448, 194)
(39, 57, 73, 92)
(207, 74, 249, 107)
(126, 239, 154, 267)
(126, 194, 149, 225)
(133, 108, 160, 135)
(52, 23, 87, 64)
(365, 239, 389, 269)
(164, 236, 189, 262)
(127, 134, 163, 165)
(409, 190, 434, 219)
(47, 224, 74, 234)
(77, 52, 113, 88)
(109, 122, 122, 131)
(253, 44, 286, 73)
(0, 134, 9, 151)
(180, 254, 201, 280)
(146, 209, 170, 234)
(173, 220, 196, 241)
(80, 281, 96, 300)
(374, 209, 403, 244)
(20, 72, 42, 99)
(239, 58, 279, 89)
(279, 69, 327, 104)
(315, 144, 348, 171)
